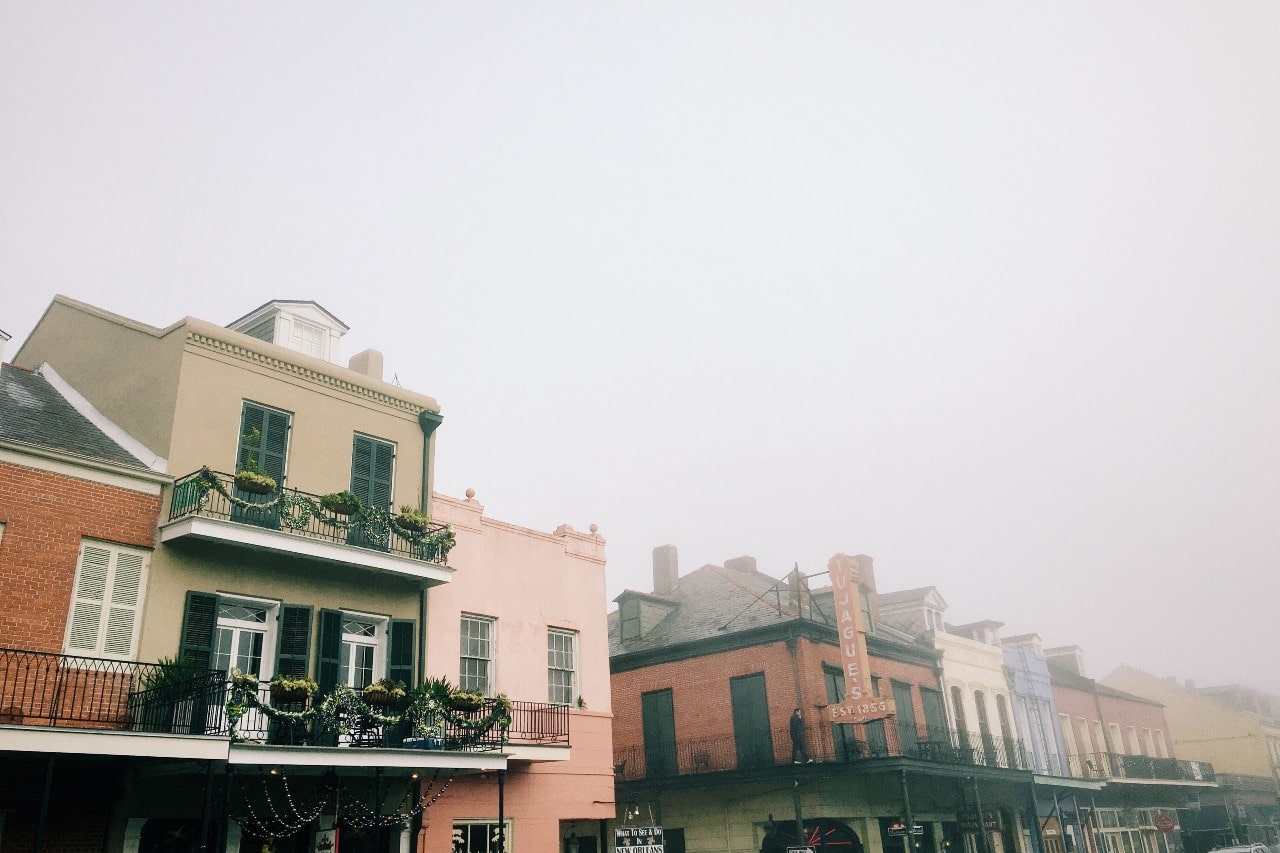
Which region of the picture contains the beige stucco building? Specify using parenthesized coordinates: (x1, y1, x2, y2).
(5, 296, 616, 853)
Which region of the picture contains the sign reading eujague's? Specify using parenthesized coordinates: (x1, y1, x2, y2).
(826, 554, 895, 724)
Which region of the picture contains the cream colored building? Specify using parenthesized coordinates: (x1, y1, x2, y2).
(7, 296, 615, 853)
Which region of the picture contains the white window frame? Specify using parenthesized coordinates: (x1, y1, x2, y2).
(547, 627, 579, 706)
(451, 819, 512, 853)
(63, 539, 150, 660)
(460, 614, 496, 696)
(213, 595, 280, 680)
(289, 317, 328, 359)
(1109, 722, 1125, 755)
(337, 609, 388, 688)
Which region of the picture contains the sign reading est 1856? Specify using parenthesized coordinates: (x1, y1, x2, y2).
(827, 555, 895, 725)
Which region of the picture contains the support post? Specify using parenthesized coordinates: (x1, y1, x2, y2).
(901, 769, 915, 853)
(32, 755, 55, 853)
(200, 761, 215, 853)
(971, 776, 988, 853)
(497, 770, 506, 851)
(793, 778, 805, 847)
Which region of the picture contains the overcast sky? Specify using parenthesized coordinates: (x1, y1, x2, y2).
(3, 4, 1278, 695)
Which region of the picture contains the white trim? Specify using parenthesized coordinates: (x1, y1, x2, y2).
(0, 443, 166, 492)
(503, 744, 570, 762)
(159, 516, 455, 586)
(35, 363, 168, 472)
(0, 725, 229, 759)
(227, 743, 507, 771)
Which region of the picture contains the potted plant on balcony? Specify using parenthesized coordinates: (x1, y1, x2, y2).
(362, 678, 406, 708)
(137, 655, 207, 734)
(394, 505, 430, 532)
(234, 429, 277, 494)
(270, 675, 318, 704)
(319, 491, 362, 516)
(448, 689, 485, 713)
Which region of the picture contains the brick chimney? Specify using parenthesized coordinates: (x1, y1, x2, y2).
(724, 555, 757, 574)
(653, 544, 679, 595)
(348, 349, 384, 381)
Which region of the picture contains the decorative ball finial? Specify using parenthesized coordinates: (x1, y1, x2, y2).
(589, 523, 599, 533)
(465, 488, 475, 499)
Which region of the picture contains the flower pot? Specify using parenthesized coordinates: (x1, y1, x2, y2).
(235, 473, 276, 494)
(362, 691, 400, 708)
(449, 696, 483, 713)
(395, 517, 427, 533)
(325, 502, 359, 516)
(270, 687, 311, 704)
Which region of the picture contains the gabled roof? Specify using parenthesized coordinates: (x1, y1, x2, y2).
(878, 586, 947, 609)
(0, 363, 151, 469)
(226, 299, 349, 331)
(1048, 658, 1163, 706)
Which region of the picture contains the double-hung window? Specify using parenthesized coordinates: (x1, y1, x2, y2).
(338, 615, 385, 689)
(64, 540, 149, 660)
(460, 615, 495, 695)
(547, 628, 578, 706)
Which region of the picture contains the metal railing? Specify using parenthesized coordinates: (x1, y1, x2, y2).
(614, 720, 1030, 781)
(0, 648, 570, 751)
(168, 469, 453, 567)
(1067, 751, 1215, 782)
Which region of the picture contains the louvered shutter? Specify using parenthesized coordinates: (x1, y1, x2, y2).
(276, 605, 314, 677)
(350, 435, 395, 511)
(387, 620, 415, 686)
(238, 402, 290, 484)
(66, 544, 111, 654)
(179, 591, 219, 671)
(316, 609, 342, 695)
(103, 550, 145, 657)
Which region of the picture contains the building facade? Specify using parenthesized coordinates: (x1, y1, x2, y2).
(610, 548, 1036, 853)
(2, 296, 614, 853)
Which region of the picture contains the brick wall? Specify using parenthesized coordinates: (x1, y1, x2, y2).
(611, 633, 942, 759)
(0, 461, 160, 653)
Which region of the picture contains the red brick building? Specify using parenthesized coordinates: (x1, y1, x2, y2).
(0, 362, 167, 853)
(610, 547, 1036, 853)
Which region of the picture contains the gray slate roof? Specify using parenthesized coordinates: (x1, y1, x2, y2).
(609, 563, 822, 656)
(0, 364, 148, 469)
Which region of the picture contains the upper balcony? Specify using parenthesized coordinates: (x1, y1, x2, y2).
(0, 646, 568, 765)
(159, 469, 455, 586)
(614, 719, 1031, 783)
(1066, 751, 1215, 785)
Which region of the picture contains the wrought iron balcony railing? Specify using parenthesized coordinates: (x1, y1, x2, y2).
(0, 648, 568, 751)
(167, 469, 455, 567)
(613, 720, 1030, 782)
(1066, 751, 1214, 783)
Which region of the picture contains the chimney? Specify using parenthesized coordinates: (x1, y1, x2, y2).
(724, 555, 757, 574)
(348, 349, 384, 381)
(653, 545, 679, 595)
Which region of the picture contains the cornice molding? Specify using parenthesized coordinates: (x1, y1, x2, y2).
(186, 331, 433, 417)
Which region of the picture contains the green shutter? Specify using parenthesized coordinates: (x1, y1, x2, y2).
(387, 620, 415, 686)
(238, 402, 290, 484)
(276, 605, 313, 677)
(178, 591, 219, 671)
(316, 609, 342, 695)
(350, 435, 394, 511)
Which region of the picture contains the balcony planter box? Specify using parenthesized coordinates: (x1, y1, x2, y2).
(394, 506, 429, 533)
(234, 471, 277, 495)
(320, 492, 361, 516)
(362, 679, 406, 708)
(448, 693, 484, 713)
(269, 677, 317, 704)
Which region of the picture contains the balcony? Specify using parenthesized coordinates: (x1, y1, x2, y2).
(613, 720, 1030, 782)
(0, 647, 568, 756)
(1067, 751, 1215, 784)
(160, 469, 455, 585)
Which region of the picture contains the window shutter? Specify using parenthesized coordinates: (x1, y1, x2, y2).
(67, 543, 111, 654)
(387, 620, 415, 686)
(103, 550, 145, 657)
(261, 408, 290, 484)
(350, 435, 395, 511)
(316, 609, 342, 695)
(238, 402, 290, 484)
(276, 605, 314, 677)
(179, 591, 219, 670)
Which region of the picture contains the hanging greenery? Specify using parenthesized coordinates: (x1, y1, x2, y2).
(193, 468, 456, 563)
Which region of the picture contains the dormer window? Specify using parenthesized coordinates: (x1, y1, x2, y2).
(290, 319, 327, 359)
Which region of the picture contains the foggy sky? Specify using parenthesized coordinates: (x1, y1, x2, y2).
(2, 3, 1278, 694)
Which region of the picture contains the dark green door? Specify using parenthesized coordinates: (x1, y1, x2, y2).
(730, 672, 774, 769)
(641, 688, 677, 777)
(893, 681, 919, 756)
